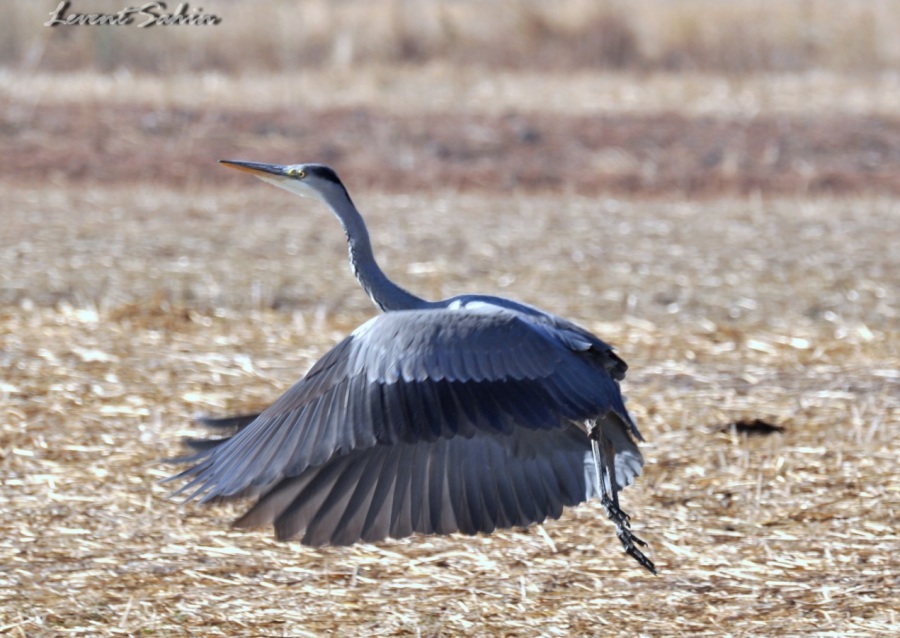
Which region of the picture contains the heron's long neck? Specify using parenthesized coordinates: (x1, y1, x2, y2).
(322, 186, 426, 312)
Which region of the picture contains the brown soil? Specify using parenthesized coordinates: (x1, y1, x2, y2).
(7, 101, 900, 197)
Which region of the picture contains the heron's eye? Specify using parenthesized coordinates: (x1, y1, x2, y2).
(287, 168, 306, 179)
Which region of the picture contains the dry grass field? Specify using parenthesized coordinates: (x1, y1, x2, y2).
(2, 1, 899, 636)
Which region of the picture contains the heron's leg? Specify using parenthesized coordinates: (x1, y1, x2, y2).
(587, 421, 626, 520)
(588, 437, 606, 501)
(592, 435, 630, 526)
(587, 420, 657, 575)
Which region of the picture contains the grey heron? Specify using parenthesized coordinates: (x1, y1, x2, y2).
(168, 160, 656, 574)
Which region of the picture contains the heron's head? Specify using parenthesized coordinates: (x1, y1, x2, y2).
(219, 160, 345, 203)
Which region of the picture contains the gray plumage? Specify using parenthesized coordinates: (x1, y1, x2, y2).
(167, 161, 655, 574)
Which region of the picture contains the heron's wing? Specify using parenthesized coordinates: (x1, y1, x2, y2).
(179, 414, 260, 452)
(232, 424, 613, 545)
(168, 308, 635, 503)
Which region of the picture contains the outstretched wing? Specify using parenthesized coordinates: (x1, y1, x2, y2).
(239, 425, 596, 545)
(187, 420, 642, 546)
(169, 307, 638, 505)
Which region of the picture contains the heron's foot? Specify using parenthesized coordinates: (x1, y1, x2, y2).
(601, 495, 656, 574)
(616, 525, 656, 575)
(600, 494, 632, 528)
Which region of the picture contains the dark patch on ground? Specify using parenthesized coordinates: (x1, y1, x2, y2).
(720, 418, 787, 435)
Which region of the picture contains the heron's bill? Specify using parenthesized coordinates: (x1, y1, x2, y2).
(219, 160, 288, 178)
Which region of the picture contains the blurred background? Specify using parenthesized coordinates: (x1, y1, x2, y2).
(1, 1, 897, 636)
(4, 0, 900, 197)
(7, 0, 900, 73)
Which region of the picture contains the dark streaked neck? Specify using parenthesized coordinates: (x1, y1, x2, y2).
(320, 182, 426, 312)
